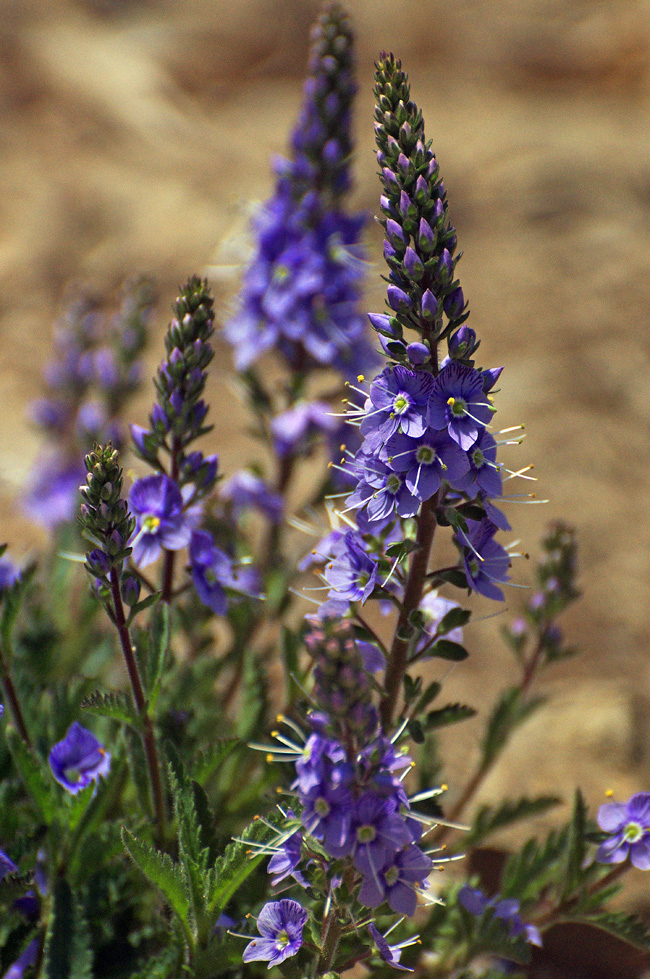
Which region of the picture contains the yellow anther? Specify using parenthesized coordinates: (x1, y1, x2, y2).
(253, 815, 259, 820)
(340, 443, 346, 451)
(531, 493, 536, 499)
(357, 374, 365, 382)
(276, 787, 283, 794)
(327, 461, 334, 468)
(447, 396, 455, 406)
(606, 788, 614, 798)
(276, 714, 285, 723)
(271, 731, 279, 738)
(266, 754, 274, 763)
(487, 394, 494, 402)
(441, 783, 448, 791)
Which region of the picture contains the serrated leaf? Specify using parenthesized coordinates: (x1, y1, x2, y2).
(464, 795, 563, 848)
(206, 810, 284, 917)
(561, 789, 587, 899)
(579, 912, 650, 953)
(501, 826, 569, 903)
(427, 639, 469, 661)
(481, 688, 545, 769)
(146, 603, 170, 710)
(190, 739, 240, 785)
(5, 726, 56, 824)
(122, 828, 191, 930)
(42, 878, 93, 979)
(425, 703, 476, 730)
(126, 949, 179, 979)
(81, 690, 139, 727)
(414, 680, 441, 714)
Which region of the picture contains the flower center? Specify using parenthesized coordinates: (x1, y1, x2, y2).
(273, 263, 291, 284)
(469, 559, 479, 577)
(393, 393, 411, 415)
(356, 824, 377, 844)
(64, 766, 82, 784)
(315, 796, 331, 817)
(623, 821, 645, 843)
(417, 445, 435, 464)
(472, 449, 485, 467)
(384, 864, 399, 887)
(276, 929, 290, 949)
(142, 515, 161, 534)
(386, 474, 402, 494)
(447, 396, 467, 417)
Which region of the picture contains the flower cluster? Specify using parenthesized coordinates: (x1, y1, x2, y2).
(129, 277, 260, 608)
(223, 2, 375, 380)
(459, 885, 542, 947)
(24, 277, 154, 529)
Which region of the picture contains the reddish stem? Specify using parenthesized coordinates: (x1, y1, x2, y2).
(0, 645, 32, 748)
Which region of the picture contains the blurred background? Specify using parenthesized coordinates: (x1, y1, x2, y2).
(1, 0, 650, 904)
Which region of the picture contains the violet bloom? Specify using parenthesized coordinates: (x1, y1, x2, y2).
(418, 591, 464, 647)
(368, 923, 417, 971)
(360, 366, 433, 451)
(383, 428, 470, 502)
(4, 937, 40, 979)
(346, 455, 420, 523)
(268, 829, 306, 887)
(271, 401, 338, 458)
(242, 899, 308, 968)
(461, 519, 510, 602)
(596, 792, 650, 870)
(459, 885, 542, 947)
(453, 429, 503, 500)
(358, 843, 433, 916)
(129, 474, 192, 567)
(49, 722, 110, 794)
(343, 793, 414, 869)
(427, 362, 493, 451)
(0, 849, 18, 879)
(220, 471, 284, 525)
(0, 556, 21, 594)
(323, 531, 378, 604)
(189, 530, 260, 615)
(23, 460, 85, 530)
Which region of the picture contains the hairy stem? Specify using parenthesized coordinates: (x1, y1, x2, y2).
(0, 644, 32, 748)
(381, 496, 438, 730)
(316, 907, 341, 977)
(110, 568, 166, 846)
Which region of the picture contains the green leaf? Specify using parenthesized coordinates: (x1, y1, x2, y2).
(81, 690, 139, 727)
(481, 687, 544, 769)
(206, 810, 284, 917)
(385, 539, 420, 559)
(579, 912, 650, 953)
(128, 591, 162, 623)
(561, 789, 587, 899)
(126, 950, 180, 979)
(464, 795, 563, 848)
(42, 878, 93, 979)
(146, 603, 170, 710)
(280, 626, 300, 683)
(437, 606, 471, 634)
(414, 680, 441, 714)
(426, 639, 469, 661)
(5, 726, 56, 824)
(122, 828, 191, 929)
(425, 703, 476, 730)
(501, 826, 569, 903)
(190, 739, 240, 785)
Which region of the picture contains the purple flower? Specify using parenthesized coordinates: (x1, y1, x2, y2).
(268, 830, 306, 887)
(0, 557, 21, 594)
(596, 793, 650, 870)
(368, 923, 416, 971)
(242, 899, 308, 968)
(0, 849, 18, 879)
(383, 429, 470, 502)
(346, 455, 420, 523)
(427, 362, 493, 451)
(271, 401, 338, 458)
(129, 474, 192, 567)
(323, 531, 378, 604)
(453, 429, 503, 500)
(343, 793, 414, 868)
(418, 592, 464, 647)
(190, 530, 261, 615)
(358, 843, 433, 916)
(459, 885, 542, 947)
(220, 471, 284, 525)
(460, 519, 510, 602)
(22, 460, 85, 529)
(49, 722, 110, 794)
(360, 366, 433, 450)
(3, 937, 40, 979)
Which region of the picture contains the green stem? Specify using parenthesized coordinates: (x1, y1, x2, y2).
(0, 644, 32, 748)
(161, 436, 182, 604)
(110, 568, 166, 846)
(316, 907, 341, 977)
(381, 496, 438, 730)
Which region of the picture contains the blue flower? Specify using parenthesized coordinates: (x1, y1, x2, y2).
(359, 366, 433, 451)
(0, 556, 21, 594)
(323, 530, 378, 604)
(220, 471, 284, 525)
(242, 899, 308, 968)
(129, 474, 192, 567)
(271, 401, 339, 458)
(383, 429, 470, 502)
(357, 843, 432, 917)
(459, 885, 542, 947)
(453, 429, 503, 500)
(596, 792, 650, 870)
(460, 519, 510, 602)
(0, 848, 18, 879)
(427, 362, 493, 451)
(368, 922, 418, 971)
(49, 722, 111, 794)
(189, 530, 261, 614)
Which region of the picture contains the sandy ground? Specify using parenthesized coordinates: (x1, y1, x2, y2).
(2, 0, 650, 937)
